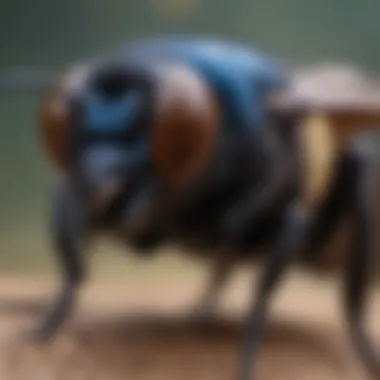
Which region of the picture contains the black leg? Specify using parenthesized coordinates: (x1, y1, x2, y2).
(31, 177, 87, 342)
(121, 179, 166, 254)
(343, 147, 380, 378)
(193, 255, 235, 317)
(238, 201, 309, 380)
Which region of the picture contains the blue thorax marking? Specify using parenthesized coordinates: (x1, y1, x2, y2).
(181, 44, 285, 131)
(81, 90, 142, 132)
(122, 37, 285, 133)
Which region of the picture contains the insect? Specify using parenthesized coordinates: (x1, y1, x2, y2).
(37, 36, 380, 379)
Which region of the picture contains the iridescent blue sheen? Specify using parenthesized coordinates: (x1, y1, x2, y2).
(81, 90, 142, 132)
(122, 35, 286, 131)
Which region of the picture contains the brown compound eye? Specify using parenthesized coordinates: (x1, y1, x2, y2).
(39, 86, 70, 171)
(151, 65, 220, 190)
(39, 66, 88, 172)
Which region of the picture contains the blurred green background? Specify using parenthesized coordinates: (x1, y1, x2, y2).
(0, 0, 379, 274)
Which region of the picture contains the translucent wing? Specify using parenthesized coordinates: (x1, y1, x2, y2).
(269, 63, 380, 129)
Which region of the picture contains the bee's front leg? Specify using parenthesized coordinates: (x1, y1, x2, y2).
(30, 177, 89, 342)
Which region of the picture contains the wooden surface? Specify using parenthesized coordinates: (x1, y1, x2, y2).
(0, 267, 380, 380)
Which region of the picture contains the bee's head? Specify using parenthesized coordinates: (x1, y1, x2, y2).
(39, 60, 220, 229)
(40, 61, 155, 212)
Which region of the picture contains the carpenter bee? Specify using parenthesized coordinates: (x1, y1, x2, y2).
(38, 37, 380, 379)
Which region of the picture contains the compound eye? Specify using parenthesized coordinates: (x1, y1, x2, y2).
(39, 86, 70, 171)
(39, 66, 88, 171)
(151, 66, 220, 189)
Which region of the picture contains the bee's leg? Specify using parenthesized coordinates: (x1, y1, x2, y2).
(238, 201, 308, 380)
(30, 177, 88, 342)
(118, 181, 167, 260)
(192, 254, 235, 319)
(343, 145, 380, 377)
